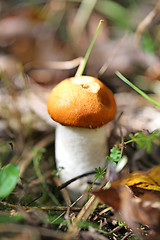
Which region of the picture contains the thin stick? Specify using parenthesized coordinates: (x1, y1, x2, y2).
(0, 201, 106, 212)
(116, 71, 160, 108)
(135, 0, 160, 44)
(75, 20, 103, 77)
(24, 57, 83, 72)
(58, 170, 96, 190)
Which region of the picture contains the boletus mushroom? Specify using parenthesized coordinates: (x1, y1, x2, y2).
(47, 76, 116, 199)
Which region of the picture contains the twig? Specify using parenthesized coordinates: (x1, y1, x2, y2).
(24, 57, 83, 72)
(135, 0, 160, 44)
(0, 201, 81, 212)
(121, 232, 132, 240)
(67, 179, 108, 236)
(26, 192, 43, 206)
(58, 170, 96, 190)
(50, 195, 84, 224)
(99, 225, 124, 237)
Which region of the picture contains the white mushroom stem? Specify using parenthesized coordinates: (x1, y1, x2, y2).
(55, 124, 107, 198)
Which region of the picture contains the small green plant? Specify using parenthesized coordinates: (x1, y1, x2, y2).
(127, 130, 160, 153)
(94, 167, 106, 180)
(118, 219, 125, 226)
(94, 129, 160, 183)
(106, 146, 121, 163)
(52, 166, 64, 178)
(94, 145, 123, 181)
(87, 166, 107, 191)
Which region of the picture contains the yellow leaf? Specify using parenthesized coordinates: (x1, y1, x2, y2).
(112, 165, 160, 192)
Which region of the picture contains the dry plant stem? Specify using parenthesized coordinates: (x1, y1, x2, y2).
(19, 134, 54, 177)
(99, 206, 112, 216)
(51, 195, 84, 224)
(24, 57, 83, 72)
(119, 124, 125, 157)
(67, 195, 99, 236)
(0, 201, 81, 212)
(68, 179, 108, 235)
(121, 232, 132, 240)
(76, 195, 98, 221)
(99, 225, 124, 237)
(1, 201, 108, 217)
(135, 0, 160, 44)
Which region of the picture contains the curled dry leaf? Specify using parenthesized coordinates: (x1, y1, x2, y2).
(92, 165, 160, 235)
(109, 164, 160, 193)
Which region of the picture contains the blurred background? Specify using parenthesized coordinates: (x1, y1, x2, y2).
(0, 0, 160, 206)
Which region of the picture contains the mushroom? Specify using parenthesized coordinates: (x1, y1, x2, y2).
(47, 76, 116, 199)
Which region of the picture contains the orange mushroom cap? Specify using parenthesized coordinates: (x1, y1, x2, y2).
(47, 76, 116, 128)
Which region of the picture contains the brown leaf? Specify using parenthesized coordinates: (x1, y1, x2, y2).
(92, 187, 121, 211)
(93, 186, 160, 234)
(111, 165, 160, 194)
(92, 165, 160, 234)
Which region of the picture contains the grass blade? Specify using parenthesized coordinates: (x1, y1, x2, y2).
(75, 20, 103, 77)
(116, 71, 160, 108)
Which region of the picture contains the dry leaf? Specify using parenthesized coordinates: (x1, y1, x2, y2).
(111, 164, 160, 194)
(92, 165, 160, 235)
